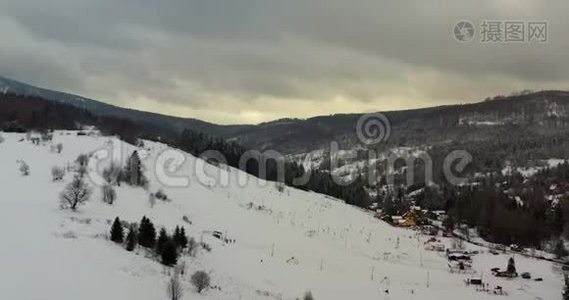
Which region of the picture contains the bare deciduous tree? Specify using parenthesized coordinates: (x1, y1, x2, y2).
(18, 160, 30, 176)
(102, 163, 121, 185)
(75, 154, 89, 178)
(51, 166, 65, 181)
(155, 189, 168, 201)
(102, 184, 117, 204)
(176, 260, 187, 277)
(50, 143, 63, 153)
(187, 237, 198, 257)
(76, 154, 89, 168)
(60, 176, 91, 210)
(167, 275, 183, 300)
(40, 131, 53, 142)
(191, 271, 210, 294)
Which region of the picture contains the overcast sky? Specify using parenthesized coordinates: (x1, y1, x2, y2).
(0, 0, 568, 124)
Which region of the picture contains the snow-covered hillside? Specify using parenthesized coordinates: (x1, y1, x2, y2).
(0, 131, 564, 300)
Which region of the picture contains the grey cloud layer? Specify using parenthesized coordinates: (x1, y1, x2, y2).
(0, 0, 568, 124)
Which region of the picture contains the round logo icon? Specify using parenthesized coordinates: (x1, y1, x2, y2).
(356, 113, 391, 145)
(453, 20, 475, 42)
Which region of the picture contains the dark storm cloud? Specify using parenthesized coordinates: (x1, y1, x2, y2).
(0, 0, 568, 124)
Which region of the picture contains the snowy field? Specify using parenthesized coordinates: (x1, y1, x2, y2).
(0, 131, 564, 300)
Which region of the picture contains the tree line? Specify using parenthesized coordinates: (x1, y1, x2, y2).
(111, 216, 190, 266)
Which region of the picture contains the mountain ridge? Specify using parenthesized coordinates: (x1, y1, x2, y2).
(2, 75, 569, 154)
(0, 76, 251, 137)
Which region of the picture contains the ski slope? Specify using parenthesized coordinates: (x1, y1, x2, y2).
(0, 131, 564, 300)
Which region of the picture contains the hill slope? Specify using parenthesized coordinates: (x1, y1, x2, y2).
(0, 131, 563, 299)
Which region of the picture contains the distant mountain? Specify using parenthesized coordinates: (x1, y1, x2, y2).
(2, 76, 569, 155)
(228, 91, 569, 154)
(0, 76, 250, 137)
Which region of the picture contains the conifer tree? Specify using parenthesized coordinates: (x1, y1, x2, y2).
(125, 225, 137, 252)
(178, 227, 188, 249)
(173, 226, 188, 249)
(138, 216, 156, 248)
(123, 151, 143, 186)
(173, 226, 180, 246)
(156, 228, 169, 255)
(303, 291, 314, 300)
(147, 220, 156, 248)
(137, 216, 147, 246)
(110, 217, 124, 243)
(161, 240, 178, 266)
(507, 257, 516, 274)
